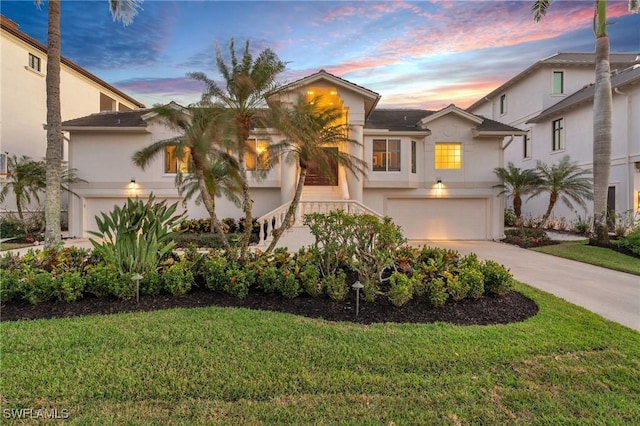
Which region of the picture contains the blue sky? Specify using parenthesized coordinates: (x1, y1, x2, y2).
(3, 0, 639, 110)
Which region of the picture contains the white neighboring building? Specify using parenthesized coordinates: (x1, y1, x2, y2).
(0, 16, 144, 213)
(63, 70, 526, 241)
(468, 52, 640, 224)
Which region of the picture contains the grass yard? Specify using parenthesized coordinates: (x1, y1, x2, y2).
(1, 282, 639, 425)
(0, 242, 33, 252)
(532, 240, 640, 276)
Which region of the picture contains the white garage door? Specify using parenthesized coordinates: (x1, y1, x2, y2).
(386, 198, 488, 240)
(84, 198, 129, 235)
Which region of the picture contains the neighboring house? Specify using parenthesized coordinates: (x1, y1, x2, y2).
(63, 70, 525, 241)
(0, 15, 144, 213)
(468, 52, 640, 223)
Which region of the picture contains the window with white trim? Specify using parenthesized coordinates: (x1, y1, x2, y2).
(435, 143, 461, 169)
(245, 139, 270, 171)
(552, 118, 564, 151)
(523, 133, 532, 159)
(164, 145, 189, 174)
(372, 139, 400, 171)
(499, 94, 507, 115)
(28, 53, 41, 72)
(411, 140, 417, 174)
(0, 152, 7, 176)
(552, 71, 564, 94)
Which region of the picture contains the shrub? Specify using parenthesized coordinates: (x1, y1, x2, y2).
(427, 277, 448, 308)
(278, 268, 301, 299)
(203, 254, 228, 291)
(0, 269, 22, 304)
(21, 271, 55, 304)
(443, 271, 469, 302)
(410, 271, 428, 298)
(388, 272, 412, 307)
(140, 269, 163, 296)
(54, 271, 85, 302)
(173, 233, 229, 249)
(504, 208, 516, 227)
(0, 215, 24, 238)
(459, 267, 484, 299)
(361, 277, 379, 303)
(573, 214, 591, 235)
(257, 264, 280, 293)
(615, 227, 640, 256)
(298, 264, 322, 297)
(162, 263, 193, 296)
(89, 194, 184, 275)
(503, 227, 550, 247)
(323, 270, 348, 301)
(108, 275, 136, 300)
(224, 264, 254, 299)
(481, 260, 514, 295)
(84, 263, 120, 298)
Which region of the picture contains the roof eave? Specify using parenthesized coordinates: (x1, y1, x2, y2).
(472, 129, 527, 138)
(61, 126, 150, 133)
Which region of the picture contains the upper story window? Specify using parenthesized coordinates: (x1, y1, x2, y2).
(0, 152, 7, 176)
(552, 118, 564, 151)
(523, 133, 532, 159)
(435, 143, 461, 169)
(100, 93, 116, 111)
(245, 139, 270, 171)
(164, 145, 190, 174)
(552, 71, 564, 95)
(373, 139, 400, 171)
(499, 94, 507, 115)
(28, 53, 41, 72)
(411, 140, 417, 174)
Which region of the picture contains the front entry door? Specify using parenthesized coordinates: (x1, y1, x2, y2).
(304, 147, 338, 186)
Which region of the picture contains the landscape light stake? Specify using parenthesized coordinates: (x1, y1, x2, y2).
(352, 280, 364, 317)
(132, 273, 143, 304)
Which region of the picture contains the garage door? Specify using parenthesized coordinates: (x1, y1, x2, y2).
(84, 198, 129, 235)
(385, 198, 488, 240)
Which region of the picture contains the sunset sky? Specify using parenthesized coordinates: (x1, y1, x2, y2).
(3, 0, 639, 110)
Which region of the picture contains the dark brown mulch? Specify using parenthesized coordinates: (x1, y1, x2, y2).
(0, 286, 538, 325)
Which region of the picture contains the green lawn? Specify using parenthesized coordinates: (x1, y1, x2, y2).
(1, 282, 639, 424)
(0, 242, 33, 252)
(532, 240, 640, 276)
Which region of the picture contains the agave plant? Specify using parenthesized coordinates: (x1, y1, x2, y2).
(88, 194, 185, 275)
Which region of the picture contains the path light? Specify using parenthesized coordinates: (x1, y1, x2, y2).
(132, 273, 143, 304)
(352, 280, 364, 317)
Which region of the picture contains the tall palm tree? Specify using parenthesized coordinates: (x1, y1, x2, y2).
(0, 155, 85, 221)
(532, 0, 639, 243)
(37, 0, 142, 249)
(264, 96, 368, 253)
(493, 163, 541, 219)
(189, 38, 286, 262)
(530, 156, 593, 226)
(132, 104, 240, 254)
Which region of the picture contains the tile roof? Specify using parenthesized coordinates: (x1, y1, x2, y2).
(62, 110, 150, 128)
(476, 116, 526, 133)
(365, 109, 434, 131)
(527, 64, 640, 123)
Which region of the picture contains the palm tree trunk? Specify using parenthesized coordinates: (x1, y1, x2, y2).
(541, 193, 557, 226)
(44, 0, 62, 249)
(265, 166, 308, 253)
(236, 123, 253, 263)
(190, 154, 232, 253)
(513, 194, 522, 218)
(591, 4, 612, 244)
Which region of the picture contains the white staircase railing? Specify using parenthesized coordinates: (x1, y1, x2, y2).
(256, 200, 383, 247)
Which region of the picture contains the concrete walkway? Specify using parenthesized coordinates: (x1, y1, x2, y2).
(412, 240, 640, 331)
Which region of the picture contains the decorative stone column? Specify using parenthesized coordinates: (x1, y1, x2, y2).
(281, 158, 298, 204)
(347, 124, 364, 203)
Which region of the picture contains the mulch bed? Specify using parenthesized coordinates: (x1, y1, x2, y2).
(0, 286, 538, 325)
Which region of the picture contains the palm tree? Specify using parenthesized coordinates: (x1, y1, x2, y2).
(36, 0, 142, 249)
(493, 163, 541, 219)
(532, 0, 639, 243)
(530, 156, 593, 226)
(0, 155, 86, 221)
(264, 96, 368, 253)
(132, 104, 240, 254)
(189, 38, 286, 262)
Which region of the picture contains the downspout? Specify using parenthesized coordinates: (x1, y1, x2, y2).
(614, 87, 631, 210)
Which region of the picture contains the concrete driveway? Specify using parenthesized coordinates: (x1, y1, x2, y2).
(412, 240, 640, 331)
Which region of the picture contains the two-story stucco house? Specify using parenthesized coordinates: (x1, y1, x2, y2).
(468, 52, 640, 223)
(62, 70, 525, 241)
(0, 15, 144, 213)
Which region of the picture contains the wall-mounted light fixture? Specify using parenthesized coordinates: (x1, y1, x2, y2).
(436, 178, 442, 190)
(130, 178, 136, 184)
(637, 191, 640, 210)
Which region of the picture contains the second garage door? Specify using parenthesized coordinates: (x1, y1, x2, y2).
(385, 198, 488, 240)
